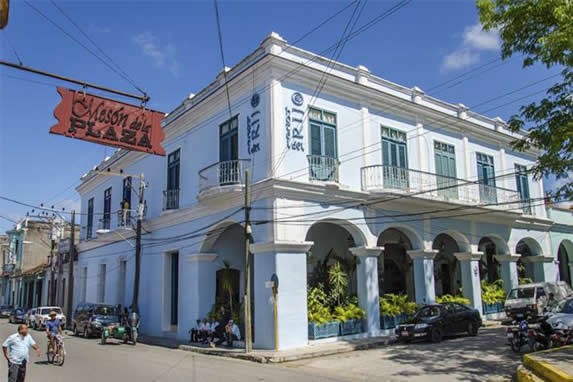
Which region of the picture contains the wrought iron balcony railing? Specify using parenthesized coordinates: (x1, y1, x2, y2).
(198, 159, 250, 194)
(360, 164, 524, 212)
(163, 189, 180, 210)
(307, 155, 340, 183)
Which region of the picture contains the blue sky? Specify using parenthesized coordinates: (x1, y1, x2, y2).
(0, 0, 562, 232)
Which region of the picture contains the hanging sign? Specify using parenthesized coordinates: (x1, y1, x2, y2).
(50, 87, 166, 156)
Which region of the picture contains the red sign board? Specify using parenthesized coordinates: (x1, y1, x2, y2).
(50, 87, 166, 156)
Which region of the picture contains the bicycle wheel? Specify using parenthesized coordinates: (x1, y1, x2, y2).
(55, 343, 65, 366)
(46, 343, 55, 364)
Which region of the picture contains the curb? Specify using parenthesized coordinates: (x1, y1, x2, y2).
(516, 365, 544, 382)
(523, 346, 573, 382)
(178, 337, 393, 363)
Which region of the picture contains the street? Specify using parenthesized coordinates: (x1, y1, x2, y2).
(0, 321, 519, 382)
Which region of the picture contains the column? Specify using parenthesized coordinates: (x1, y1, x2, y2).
(251, 241, 313, 351)
(183, 253, 218, 333)
(350, 246, 383, 336)
(495, 254, 520, 293)
(407, 250, 437, 304)
(521, 255, 556, 282)
(454, 252, 483, 313)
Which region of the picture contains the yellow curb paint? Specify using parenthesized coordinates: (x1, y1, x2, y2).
(523, 347, 573, 382)
(517, 365, 543, 382)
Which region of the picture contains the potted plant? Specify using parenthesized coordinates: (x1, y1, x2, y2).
(307, 287, 339, 339)
(333, 303, 365, 335)
(379, 294, 401, 329)
(481, 280, 506, 314)
(436, 294, 471, 305)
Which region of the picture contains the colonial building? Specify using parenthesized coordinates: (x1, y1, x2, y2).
(75, 32, 565, 350)
(547, 206, 573, 285)
(3, 220, 52, 308)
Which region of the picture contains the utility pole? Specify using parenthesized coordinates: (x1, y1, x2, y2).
(65, 210, 75, 327)
(131, 174, 145, 314)
(49, 219, 57, 306)
(244, 169, 252, 353)
(57, 220, 65, 307)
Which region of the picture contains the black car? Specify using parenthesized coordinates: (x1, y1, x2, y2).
(0, 305, 14, 318)
(396, 302, 482, 343)
(72, 303, 120, 338)
(8, 308, 26, 324)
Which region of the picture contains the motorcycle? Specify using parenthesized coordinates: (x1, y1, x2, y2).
(549, 321, 573, 348)
(101, 323, 137, 345)
(527, 318, 554, 352)
(509, 318, 529, 353)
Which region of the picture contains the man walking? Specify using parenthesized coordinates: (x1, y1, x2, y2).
(2, 324, 40, 382)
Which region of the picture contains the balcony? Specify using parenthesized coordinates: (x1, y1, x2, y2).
(163, 189, 180, 210)
(198, 159, 250, 197)
(307, 155, 339, 183)
(360, 165, 523, 212)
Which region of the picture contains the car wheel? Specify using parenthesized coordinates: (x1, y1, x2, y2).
(467, 321, 478, 337)
(84, 327, 90, 339)
(73, 325, 79, 337)
(430, 327, 443, 343)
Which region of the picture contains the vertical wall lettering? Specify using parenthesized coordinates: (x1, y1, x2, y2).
(247, 93, 261, 155)
(285, 92, 304, 152)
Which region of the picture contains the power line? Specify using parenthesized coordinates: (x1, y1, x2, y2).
(213, 0, 232, 119)
(48, 0, 146, 96)
(23, 0, 146, 97)
(1, 32, 23, 65)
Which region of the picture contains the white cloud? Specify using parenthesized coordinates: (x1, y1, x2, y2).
(442, 49, 480, 71)
(441, 22, 500, 72)
(462, 23, 500, 51)
(132, 32, 180, 77)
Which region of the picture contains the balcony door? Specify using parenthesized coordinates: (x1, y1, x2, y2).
(434, 141, 457, 200)
(219, 116, 239, 185)
(381, 126, 408, 189)
(309, 108, 337, 181)
(515, 164, 531, 214)
(166, 149, 180, 210)
(476, 153, 497, 203)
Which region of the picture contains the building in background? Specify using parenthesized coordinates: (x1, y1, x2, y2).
(547, 205, 573, 285)
(74, 33, 568, 350)
(4, 220, 52, 308)
(0, 235, 8, 305)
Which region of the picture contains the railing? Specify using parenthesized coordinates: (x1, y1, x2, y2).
(307, 155, 340, 183)
(361, 165, 523, 211)
(163, 189, 180, 210)
(198, 159, 250, 193)
(117, 209, 133, 228)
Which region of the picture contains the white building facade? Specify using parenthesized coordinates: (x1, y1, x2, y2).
(75, 33, 561, 350)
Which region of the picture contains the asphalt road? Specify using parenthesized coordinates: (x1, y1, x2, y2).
(0, 320, 519, 382)
(285, 326, 521, 382)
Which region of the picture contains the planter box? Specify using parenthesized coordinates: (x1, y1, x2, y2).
(308, 321, 340, 340)
(380, 315, 397, 329)
(339, 319, 363, 336)
(483, 302, 504, 315)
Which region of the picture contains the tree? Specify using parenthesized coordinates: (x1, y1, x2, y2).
(477, 0, 573, 199)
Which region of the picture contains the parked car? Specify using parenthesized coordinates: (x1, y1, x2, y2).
(546, 297, 573, 329)
(396, 303, 482, 343)
(8, 308, 26, 324)
(0, 305, 14, 318)
(35, 306, 65, 329)
(504, 281, 573, 320)
(72, 303, 120, 338)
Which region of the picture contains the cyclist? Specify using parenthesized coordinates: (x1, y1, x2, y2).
(45, 311, 62, 354)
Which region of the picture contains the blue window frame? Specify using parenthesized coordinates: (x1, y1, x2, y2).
(87, 198, 94, 239)
(515, 164, 531, 214)
(476, 153, 496, 203)
(434, 141, 457, 199)
(381, 126, 408, 189)
(103, 188, 112, 229)
(308, 108, 338, 181)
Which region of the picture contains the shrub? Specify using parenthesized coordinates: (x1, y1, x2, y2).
(332, 303, 365, 322)
(307, 286, 334, 324)
(436, 294, 471, 305)
(379, 294, 418, 316)
(481, 280, 506, 304)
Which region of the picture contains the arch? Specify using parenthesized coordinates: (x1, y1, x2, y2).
(433, 233, 462, 296)
(309, 218, 368, 247)
(516, 237, 543, 257)
(377, 227, 420, 300)
(434, 230, 471, 253)
(377, 225, 423, 250)
(199, 220, 242, 253)
(516, 237, 544, 282)
(558, 239, 573, 286)
(479, 235, 509, 283)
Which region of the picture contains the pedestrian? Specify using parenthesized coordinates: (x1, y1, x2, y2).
(225, 320, 241, 348)
(2, 324, 40, 382)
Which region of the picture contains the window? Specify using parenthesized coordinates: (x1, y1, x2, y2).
(219, 116, 239, 185)
(87, 198, 94, 239)
(165, 149, 180, 210)
(476, 153, 497, 203)
(381, 126, 408, 189)
(308, 108, 338, 181)
(103, 188, 112, 229)
(515, 164, 531, 215)
(169, 252, 179, 326)
(118, 260, 127, 305)
(97, 264, 106, 303)
(122, 177, 132, 224)
(434, 141, 457, 199)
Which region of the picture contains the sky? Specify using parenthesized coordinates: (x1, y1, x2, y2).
(0, 0, 564, 232)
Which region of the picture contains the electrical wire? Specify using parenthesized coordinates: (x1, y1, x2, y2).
(213, 0, 233, 119)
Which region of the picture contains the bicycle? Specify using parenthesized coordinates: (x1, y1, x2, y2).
(46, 334, 65, 366)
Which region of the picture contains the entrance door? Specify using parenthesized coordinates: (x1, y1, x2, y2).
(382, 127, 408, 190)
(434, 141, 458, 200)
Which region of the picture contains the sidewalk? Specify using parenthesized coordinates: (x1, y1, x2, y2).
(518, 345, 573, 382)
(140, 335, 393, 363)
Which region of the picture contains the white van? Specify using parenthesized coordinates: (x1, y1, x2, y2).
(504, 281, 573, 320)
